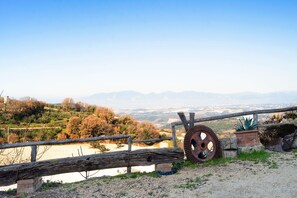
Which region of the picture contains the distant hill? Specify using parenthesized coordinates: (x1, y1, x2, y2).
(80, 91, 297, 109)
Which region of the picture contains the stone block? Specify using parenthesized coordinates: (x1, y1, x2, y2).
(237, 145, 265, 153)
(221, 150, 237, 158)
(219, 138, 238, 150)
(155, 163, 172, 172)
(17, 177, 42, 195)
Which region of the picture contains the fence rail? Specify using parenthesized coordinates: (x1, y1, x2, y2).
(171, 106, 297, 126)
(0, 134, 181, 186)
(0, 135, 131, 149)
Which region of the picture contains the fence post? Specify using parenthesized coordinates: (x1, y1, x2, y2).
(171, 124, 178, 148)
(177, 112, 189, 131)
(189, 112, 195, 128)
(7, 127, 10, 142)
(17, 145, 41, 195)
(31, 145, 37, 162)
(253, 113, 259, 129)
(127, 136, 132, 174)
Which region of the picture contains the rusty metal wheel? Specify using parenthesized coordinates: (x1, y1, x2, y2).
(183, 125, 221, 163)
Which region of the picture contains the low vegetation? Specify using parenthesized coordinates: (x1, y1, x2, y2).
(237, 150, 271, 163)
(174, 173, 212, 189)
(0, 97, 162, 144)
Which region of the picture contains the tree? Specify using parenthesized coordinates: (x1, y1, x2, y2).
(61, 98, 74, 111)
(57, 133, 67, 140)
(75, 101, 85, 112)
(136, 122, 160, 140)
(116, 115, 139, 139)
(8, 133, 19, 143)
(94, 106, 115, 124)
(80, 115, 114, 138)
(66, 116, 82, 139)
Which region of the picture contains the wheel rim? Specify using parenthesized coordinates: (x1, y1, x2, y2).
(184, 125, 220, 163)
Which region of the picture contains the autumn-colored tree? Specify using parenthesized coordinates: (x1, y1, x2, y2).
(75, 101, 85, 112)
(116, 115, 139, 139)
(80, 115, 114, 138)
(8, 133, 19, 143)
(136, 122, 160, 140)
(94, 106, 115, 123)
(86, 104, 97, 113)
(57, 133, 67, 140)
(66, 116, 82, 139)
(0, 137, 5, 144)
(61, 98, 74, 111)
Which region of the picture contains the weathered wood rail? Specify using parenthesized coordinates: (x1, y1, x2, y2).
(0, 135, 182, 186)
(171, 106, 297, 126)
(0, 148, 184, 186)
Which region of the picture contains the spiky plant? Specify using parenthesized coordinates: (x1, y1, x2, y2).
(235, 117, 258, 131)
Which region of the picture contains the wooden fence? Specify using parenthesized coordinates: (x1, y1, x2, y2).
(171, 106, 297, 134)
(1, 106, 296, 186)
(0, 135, 183, 186)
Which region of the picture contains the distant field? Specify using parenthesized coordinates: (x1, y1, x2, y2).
(199, 118, 238, 134)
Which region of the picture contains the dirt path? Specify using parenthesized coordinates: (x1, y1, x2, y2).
(1, 150, 297, 198)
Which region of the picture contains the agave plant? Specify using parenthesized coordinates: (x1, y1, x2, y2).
(235, 117, 258, 131)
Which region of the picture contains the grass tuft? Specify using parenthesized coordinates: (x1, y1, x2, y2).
(41, 180, 63, 191)
(175, 173, 212, 189)
(111, 171, 161, 180)
(292, 149, 297, 158)
(237, 150, 271, 163)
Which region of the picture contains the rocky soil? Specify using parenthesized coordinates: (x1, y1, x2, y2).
(1, 150, 297, 198)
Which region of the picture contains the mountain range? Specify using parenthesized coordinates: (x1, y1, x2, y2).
(80, 91, 297, 109)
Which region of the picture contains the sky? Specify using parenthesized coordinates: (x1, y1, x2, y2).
(0, 0, 297, 101)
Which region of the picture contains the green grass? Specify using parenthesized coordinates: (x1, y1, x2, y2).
(111, 171, 161, 180)
(292, 149, 297, 158)
(268, 161, 279, 169)
(173, 157, 233, 170)
(175, 173, 212, 189)
(41, 180, 63, 191)
(237, 150, 271, 163)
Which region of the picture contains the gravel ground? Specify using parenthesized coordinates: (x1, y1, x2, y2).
(1, 150, 297, 198)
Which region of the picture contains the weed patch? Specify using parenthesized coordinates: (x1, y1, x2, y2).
(292, 149, 297, 158)
(175, 174, 212, 190)
(111, 171, 161, 180)
(173, 157, 233, 170)
(237, 150, 271, 163)
(41, 180, 63, 191)
(268, 161, 279, 169)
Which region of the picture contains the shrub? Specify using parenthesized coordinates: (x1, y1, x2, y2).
(90, 141, 110, 152)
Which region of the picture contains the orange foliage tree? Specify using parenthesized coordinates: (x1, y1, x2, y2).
(136, 122, 160, 140)
(115, 115, 139, 139)
(94, 107, 115, 124)
(57, 133, 67, 140)
(66, 116, 82, 139)
(61, 98, 74, 111)
(8, 133, 19, 143)
(80, 115, 114, 138)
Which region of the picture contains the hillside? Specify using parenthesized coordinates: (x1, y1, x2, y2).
(0, 98, 161, 145)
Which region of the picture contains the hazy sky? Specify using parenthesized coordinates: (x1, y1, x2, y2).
(0, 0, 296, 100)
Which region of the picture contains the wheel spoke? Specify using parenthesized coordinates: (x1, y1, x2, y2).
(192, 132, 202, 143)
(204, 136, 212, 144)
(193, 146, 203, 157)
